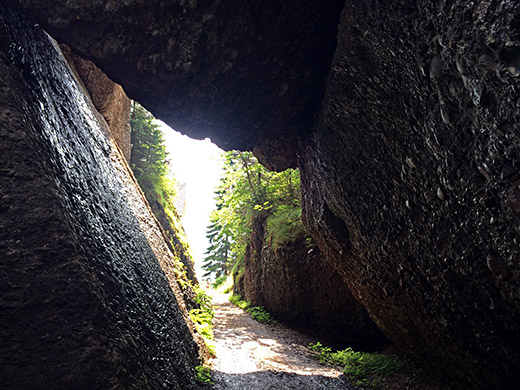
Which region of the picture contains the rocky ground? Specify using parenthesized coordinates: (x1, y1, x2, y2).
(205, 293, 351, 390)
(202, 292, 445, 390)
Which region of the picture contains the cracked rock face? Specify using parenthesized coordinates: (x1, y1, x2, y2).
(301, 1, 520, 389)
(13, 0, 346, 170)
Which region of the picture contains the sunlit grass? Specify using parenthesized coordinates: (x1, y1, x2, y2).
(229, 294, 274, 324)
(308, 342, 404, 389)
(189, 287, 216, 357)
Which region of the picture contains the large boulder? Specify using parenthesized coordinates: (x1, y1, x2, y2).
(0, 4, 200, 388)
(300, 1, 520, 389)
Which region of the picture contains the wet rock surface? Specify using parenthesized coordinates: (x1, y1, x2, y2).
(0, 4, 199, 388)
(12, 0, 346, 170)
(300, 1, 520, 389)
(237, 214, 385, 348)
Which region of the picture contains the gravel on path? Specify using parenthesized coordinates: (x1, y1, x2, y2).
(207, 292, 353, 390)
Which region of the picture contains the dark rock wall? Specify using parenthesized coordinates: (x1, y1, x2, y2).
(60, 47, 200, 303)
(12, 0, 346, 170)
(301, 1, 520, 389)
(237, 214, 385, 348)
(0, 4, 200, 389)
(0, 57, 123, 390)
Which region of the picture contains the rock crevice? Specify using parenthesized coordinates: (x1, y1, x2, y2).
(4, 0, 520, 388)
(236, 213, 385, 348)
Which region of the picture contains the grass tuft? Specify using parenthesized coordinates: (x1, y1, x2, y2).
(194, 365, 213, 385)
(308, 342, 404, 389)
(229, 294, 274, 324)
(189, 287, 216, 357)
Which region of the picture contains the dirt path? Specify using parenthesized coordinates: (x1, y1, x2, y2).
(207, 293, 352, 390)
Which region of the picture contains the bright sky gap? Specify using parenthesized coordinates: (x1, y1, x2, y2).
(158, 120, 223, 279)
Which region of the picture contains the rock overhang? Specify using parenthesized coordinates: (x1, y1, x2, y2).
(14, 0, 347, 170)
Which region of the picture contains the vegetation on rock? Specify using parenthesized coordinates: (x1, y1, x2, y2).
(194, 365, 213, 386)
(202, 151, 301, 286)
(129, 102, 198, 290)
(189, 287, 216, 357)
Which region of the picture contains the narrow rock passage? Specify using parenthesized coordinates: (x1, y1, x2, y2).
(208, 293, 352, 390)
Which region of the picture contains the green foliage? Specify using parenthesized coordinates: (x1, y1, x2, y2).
(130, 103, 177, 215)
(194, 365, 213, 385)
(229, 294, 274, 324)
(203, 151, 301, 285)
(202, 215, 233, 281)
(190, 309, 214, 340)
(216, 275, 234, 294)
(194, 286, 213, 313)
(247, 306, 273, 324)
(189, 287, 215, 356)
(231, 254, 245, 288)
(229, 293, 249, 309)
(308, 342, 404, 389)
(266, 204, 304, 249)
(213, 274, 227, 288)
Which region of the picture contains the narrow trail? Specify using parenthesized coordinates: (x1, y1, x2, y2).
(207, 293, 352, 390)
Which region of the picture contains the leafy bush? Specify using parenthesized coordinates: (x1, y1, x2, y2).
(229, 294, 274, 324)
(248, 306, 272, 324)
(189, 287, 215, 356)
(189, 309, 214, 340)
(266, 204, 304, 249)
(194, 365, 213, 385)
(229, 293, 250, 310)
(308, 342, 404, 389)
(194, 286, 213, 313)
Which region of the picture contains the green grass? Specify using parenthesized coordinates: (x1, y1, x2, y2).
(189, 309, 214, 340)
(229, 293, 250, 309)
(229, 294, 273, 324)
(248, 306, 273, 323)
(189, 287, 216, 357)
(194, 365, 213, 385)
(308, 342, 404, 389)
